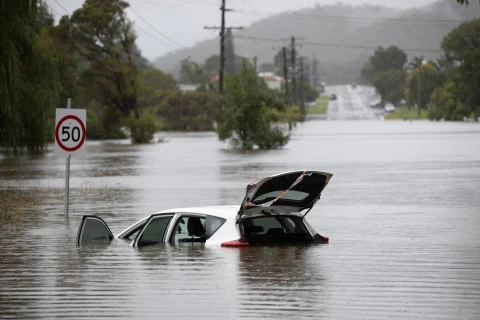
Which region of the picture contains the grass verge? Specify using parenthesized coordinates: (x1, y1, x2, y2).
(307, 96, 330, 115)
(384, 106, 429, 120)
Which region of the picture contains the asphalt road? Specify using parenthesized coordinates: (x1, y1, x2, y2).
(326, 85, 382, 120)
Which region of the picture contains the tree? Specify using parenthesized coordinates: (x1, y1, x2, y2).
(372, 70, 407, 105)
(361, 45, 407, 81)
(218, 61, 289, 150)
(52, 0, 149, 142)
(0, 0, 60, 154)
(362, 46, 408, 105)
(456, 0, 480, 4)
(430, 80, 470, 120)
(442, 19, 480, 62)
(203, 54, 251, 78)
(442, 19, 480, 120)
(406, 62, 441, 112)
(156, 91, 218, 131)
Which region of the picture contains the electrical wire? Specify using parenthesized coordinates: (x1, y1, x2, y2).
(53, 0, 70, 15)
(235, 35, 444, 54)
(128, 6, 188, 49)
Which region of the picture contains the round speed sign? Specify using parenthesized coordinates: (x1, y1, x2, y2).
(55, 115, 86, 152)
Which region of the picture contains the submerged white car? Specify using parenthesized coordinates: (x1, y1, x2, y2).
(77, 170, 333, 247)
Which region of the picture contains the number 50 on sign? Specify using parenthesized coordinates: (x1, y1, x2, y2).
(55, 108, 87, 158)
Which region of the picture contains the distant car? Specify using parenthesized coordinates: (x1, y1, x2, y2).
(370, 100, 382, 108)
(384, 103, 396, 113)
(330, 94, 337, 101)
(77, 170, 333, 248)
(351, 83, 357, 89)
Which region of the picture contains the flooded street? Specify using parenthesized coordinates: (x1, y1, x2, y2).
(1, 120, 480, 319)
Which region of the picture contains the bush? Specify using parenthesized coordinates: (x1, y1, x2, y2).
(125, 111, 161, 143)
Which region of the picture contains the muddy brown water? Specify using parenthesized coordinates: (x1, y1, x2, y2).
(1, 120, 480, 319)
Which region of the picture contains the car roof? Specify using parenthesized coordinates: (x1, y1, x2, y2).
(155, 205, 239, 220)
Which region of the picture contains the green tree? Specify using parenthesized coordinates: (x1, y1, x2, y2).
(218, 61, 289, 150)
(361, 45, 407, 81)
(52, 0, 149, 142)
(372, 70, 407, 105)
(441, 19, 480, 120)
(0, 0, 60, 154)
(156, 91, 217, 131)
(406, 62, 441, 115)
(429, 80, 470, 121)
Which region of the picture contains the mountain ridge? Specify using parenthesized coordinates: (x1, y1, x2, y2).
(152, 0, 480, 84)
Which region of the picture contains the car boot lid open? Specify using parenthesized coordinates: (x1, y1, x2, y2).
(237, 170, 333, 220)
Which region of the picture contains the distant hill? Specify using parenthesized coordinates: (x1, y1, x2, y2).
(152, 0, 480, 84)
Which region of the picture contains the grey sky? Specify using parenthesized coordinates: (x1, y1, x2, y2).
(46, 0, 439, 60)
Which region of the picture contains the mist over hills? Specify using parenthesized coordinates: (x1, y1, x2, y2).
(152, 0, 480, 84)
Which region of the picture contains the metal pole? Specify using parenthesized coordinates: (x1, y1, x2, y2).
(65, 98, 71, 220)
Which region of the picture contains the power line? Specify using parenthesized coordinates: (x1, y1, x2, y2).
(53, 0, 70, 15)
(45, 3, 62, 17)
(135, 25, 179, 49)
(235, 35, 444, 53)
(128, 6, 188, 49)
(135, 0, 217, 7)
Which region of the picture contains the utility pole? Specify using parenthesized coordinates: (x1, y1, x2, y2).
(282, 46, 289, 105)
(291, 36, 296, 105)
(299, 57, 305, 118)
(312, 53, 318, 88)
(280, 36, 304, 105)
(417, 67, 421, 118)
(204, 0, 242, 95)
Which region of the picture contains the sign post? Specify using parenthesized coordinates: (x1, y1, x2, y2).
(55, 99, 87, 220)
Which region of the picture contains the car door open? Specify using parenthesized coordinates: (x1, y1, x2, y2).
(131, 214, 173, 247)
(76, 215, 114, 247)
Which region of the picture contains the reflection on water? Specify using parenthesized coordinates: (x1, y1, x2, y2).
(1, 121, 480, 319)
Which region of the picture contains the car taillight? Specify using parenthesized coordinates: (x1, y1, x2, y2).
(221, 239, 249, 247)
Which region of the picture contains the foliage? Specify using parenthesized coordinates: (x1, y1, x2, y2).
(142, 68, 178, 91)
(203, 54, 252, 78)
(52, 0, 149, 141)
(406, 62, 441, 110)
(361, 45, 407, 81)
(0, 0, 60, 154)
(156, 91, 217, 131)
(295, 83, 320, 104)
(372, 70, 407, 105)
(179, 60, 210, 86)
(86, 103, 126, 139)
(442, 19, 480, 61)
(428, 80, 470, 121)
(456, 0, 480, 5)
(218, 61, 289, 150)
(125, 110, 161, 143)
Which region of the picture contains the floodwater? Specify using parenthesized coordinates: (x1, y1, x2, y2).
(1, 119, 480, 319)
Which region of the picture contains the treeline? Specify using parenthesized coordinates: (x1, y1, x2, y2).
(1, 0, 307, 154)
(361, 19, 480, 121)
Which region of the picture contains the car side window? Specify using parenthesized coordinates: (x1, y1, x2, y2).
(170, 216, 206, 244)
(137, 216, 172, 246)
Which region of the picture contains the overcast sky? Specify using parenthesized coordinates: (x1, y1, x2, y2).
(46, 0, 439, 60)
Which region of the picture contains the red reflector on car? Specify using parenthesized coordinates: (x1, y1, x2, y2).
(325, 237, 329, 243)
(221, 239, 249, 247)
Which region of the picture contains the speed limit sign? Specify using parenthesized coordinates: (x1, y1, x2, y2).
(55, 108, 87, 158)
